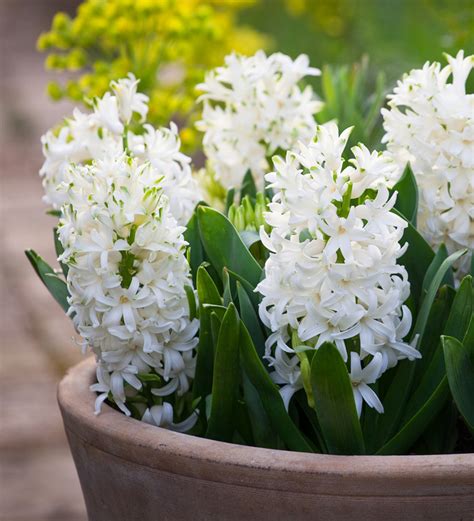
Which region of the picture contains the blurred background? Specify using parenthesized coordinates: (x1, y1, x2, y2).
(0, 1, 472, 519)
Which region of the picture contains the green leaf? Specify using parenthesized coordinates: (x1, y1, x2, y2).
(364, 71, 386, 138)
(421, 245, 454, 297)
(376, 376, 449, 455)
(442, 335, 474, 431)
(224, 188, 235, 215)
(239, 230, 261, 250)
(192, 267, 222, 401)
(242, 373, 278, 448)
(240, 170, 257, 202)
(295, 392, 326, 452)
(184, 285, 197, 321)
(310, 343, 365, 455)
(413, 401, 458, 454)
(390, 164, 418, 225)
(184, 205, 206, 286)
(395, 210, 434, 310)
(372, 360, 416, 450)
(196, 265, 222, 306)
(202, 304, 226, 320)
(209, 311, 222, 349)
(225, 268, 261, 310)
(234, 399, 255, 445)
(321, 64, 336, 108)
(25, 249, 69, 312)
(236, 282, 266, 359)
(206, 304, 241, 442)
(411, 249, 467, 341)
(197, 206, 262, 287)
(463, 317, 474, 361)
(222, 268, 234, 307)
(443, 275, 473, 341)
(361, 382, 380, 453)
(402, 345, 446, 423)
(240, 322, 313, 452)
(415, 285, 455, 380)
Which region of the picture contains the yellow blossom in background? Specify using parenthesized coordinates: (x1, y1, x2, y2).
(38, 0, 269, 151)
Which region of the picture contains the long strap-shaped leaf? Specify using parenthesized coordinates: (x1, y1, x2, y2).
(197, 206, 262, 287)
(311, 343, 365, 455)
(25, 249, 69, 312)
(443, 275, 473, 340)
(240, 322, 313, 453)
(401, 345, 446, 425)
(376, 377, 449, 455)
(236, 282, 265, 359)
(395, 210, 434, 310)
(242, 373, 280, 449)
(421, 244, 454, 296)
(463, 317, 474, 360)
(414, 285, 454, 381)
(372, 359, 416, 450)
(240, 170, 257, 202)
(412, 249, 467, 340)
(206, 304, 241, 442)
(192, 267, 222, 401)
(226, 268, 262, 310)
(390, 164, 418, 226)
(442, 335, 474, 432)
(183, 206, 206, 286)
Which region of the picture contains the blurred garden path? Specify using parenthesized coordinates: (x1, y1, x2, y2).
(0, 1, 87, 519)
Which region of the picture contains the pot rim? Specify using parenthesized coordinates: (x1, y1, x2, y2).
(58, 357, 474, 495)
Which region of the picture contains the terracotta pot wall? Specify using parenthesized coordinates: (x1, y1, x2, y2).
(59, 358, 474, 521)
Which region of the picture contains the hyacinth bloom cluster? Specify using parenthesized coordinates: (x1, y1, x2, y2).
(196, 51, 323, 190)
(40, 76, 201, 429)
(382, 51, 474, 276)
(40, 74, 201, 226)
(257, 123, 419, 416)
(58, 153, 199, 428)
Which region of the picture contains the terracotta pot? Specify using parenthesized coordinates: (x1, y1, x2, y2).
(58, 358, 474, 521)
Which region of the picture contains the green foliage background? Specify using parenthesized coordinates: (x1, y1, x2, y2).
(243, 0, 473, 83)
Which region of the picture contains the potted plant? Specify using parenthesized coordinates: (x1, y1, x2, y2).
(28, 33, 473, 520)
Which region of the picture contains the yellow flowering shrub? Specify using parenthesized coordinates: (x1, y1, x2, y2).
(38, 0, 268, 150)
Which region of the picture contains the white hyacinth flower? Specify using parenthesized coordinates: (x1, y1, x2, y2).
(349, 352, 384, 417)
(40, 75, 201, 224)
(257, 123, 418, 416)
(196, 51, 323, 190)
(382, 51, 474, 278)
(58, 153, 199, 421)
(111, 73, 149, 124)
(142, 403, 198, 433)
(94, 73, 149, 134)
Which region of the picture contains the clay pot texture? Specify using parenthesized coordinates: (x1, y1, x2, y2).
(59, 357, 474, 521)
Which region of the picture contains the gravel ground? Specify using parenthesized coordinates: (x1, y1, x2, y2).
(1, 1, 87, 519)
